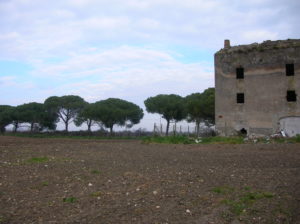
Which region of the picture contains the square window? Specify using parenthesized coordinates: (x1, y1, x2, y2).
(287, 90, 297, 102)
(237, 93, 244, 103)
(286, 64, 294, 76)
(236, 68, 244, 79)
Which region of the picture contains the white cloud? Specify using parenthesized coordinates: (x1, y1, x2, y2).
(136, 18, 161, 30)
(30, 46, 176, 78)
(0, 76, 16, 87)
(77, 17, 131, 30)
(0, 76, 35, 89)
(0, 0, 298, 62)
(67, 0, 94, 7)
(29, 46, 213, 101)
(0, 32, 20, 40)
(241, 30, 279, 43)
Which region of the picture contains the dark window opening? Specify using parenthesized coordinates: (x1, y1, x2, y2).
(236, 67, 244, 79)
(286, 64, 294, 76)
(286, 90, 297, 102)
(237, 93, 244, 103)
(240, 128, 247, 135)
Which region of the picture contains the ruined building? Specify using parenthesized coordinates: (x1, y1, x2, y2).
(215, 39, 300, 137)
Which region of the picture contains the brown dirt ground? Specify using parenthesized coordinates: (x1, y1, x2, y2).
(0, 136, 299, 224)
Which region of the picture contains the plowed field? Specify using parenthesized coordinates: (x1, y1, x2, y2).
(0, 136, 299, 224)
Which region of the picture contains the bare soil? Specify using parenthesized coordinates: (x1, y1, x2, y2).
(0, 136, 299, 224)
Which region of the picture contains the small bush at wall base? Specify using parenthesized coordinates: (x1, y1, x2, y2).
(293, 134, 300, 142)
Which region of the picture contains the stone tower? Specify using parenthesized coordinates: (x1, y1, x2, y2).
(215, 39, 300, 137)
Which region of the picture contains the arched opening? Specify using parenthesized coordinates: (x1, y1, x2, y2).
(240, 128, 247, 135)
(279, 116, 300, 137)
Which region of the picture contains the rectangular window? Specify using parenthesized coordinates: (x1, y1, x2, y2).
(236, 67, 244, 79)
(286, 64, 294, 76)
(287, 90, 297, 102)
(237, 93, 244, 103)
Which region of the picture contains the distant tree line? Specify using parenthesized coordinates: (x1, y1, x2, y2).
(0, 88, 214, 135)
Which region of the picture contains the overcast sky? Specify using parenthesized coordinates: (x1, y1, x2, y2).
(1, 0, 300, 130)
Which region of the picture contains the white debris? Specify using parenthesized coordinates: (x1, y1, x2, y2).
(195, 138, 202, 143)
(153, 190, 158, 195)
(88, 183, 93, 186)
(186, 209, 191, 214)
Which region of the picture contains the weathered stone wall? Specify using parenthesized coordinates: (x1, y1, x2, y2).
(215, 39, 300, 136)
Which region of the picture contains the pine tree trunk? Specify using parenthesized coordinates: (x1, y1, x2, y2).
(196, 120, 200, 137)
(0, 125, 5, 133)
(30, 122, 34, 132)
(165, 119, 170, 136)
(13, 122, 19, 132)
(87, 120, 92, 132)
(65, 122, 69, 132)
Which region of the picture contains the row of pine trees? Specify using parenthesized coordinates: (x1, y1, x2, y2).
(0, 88, 214, 135)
